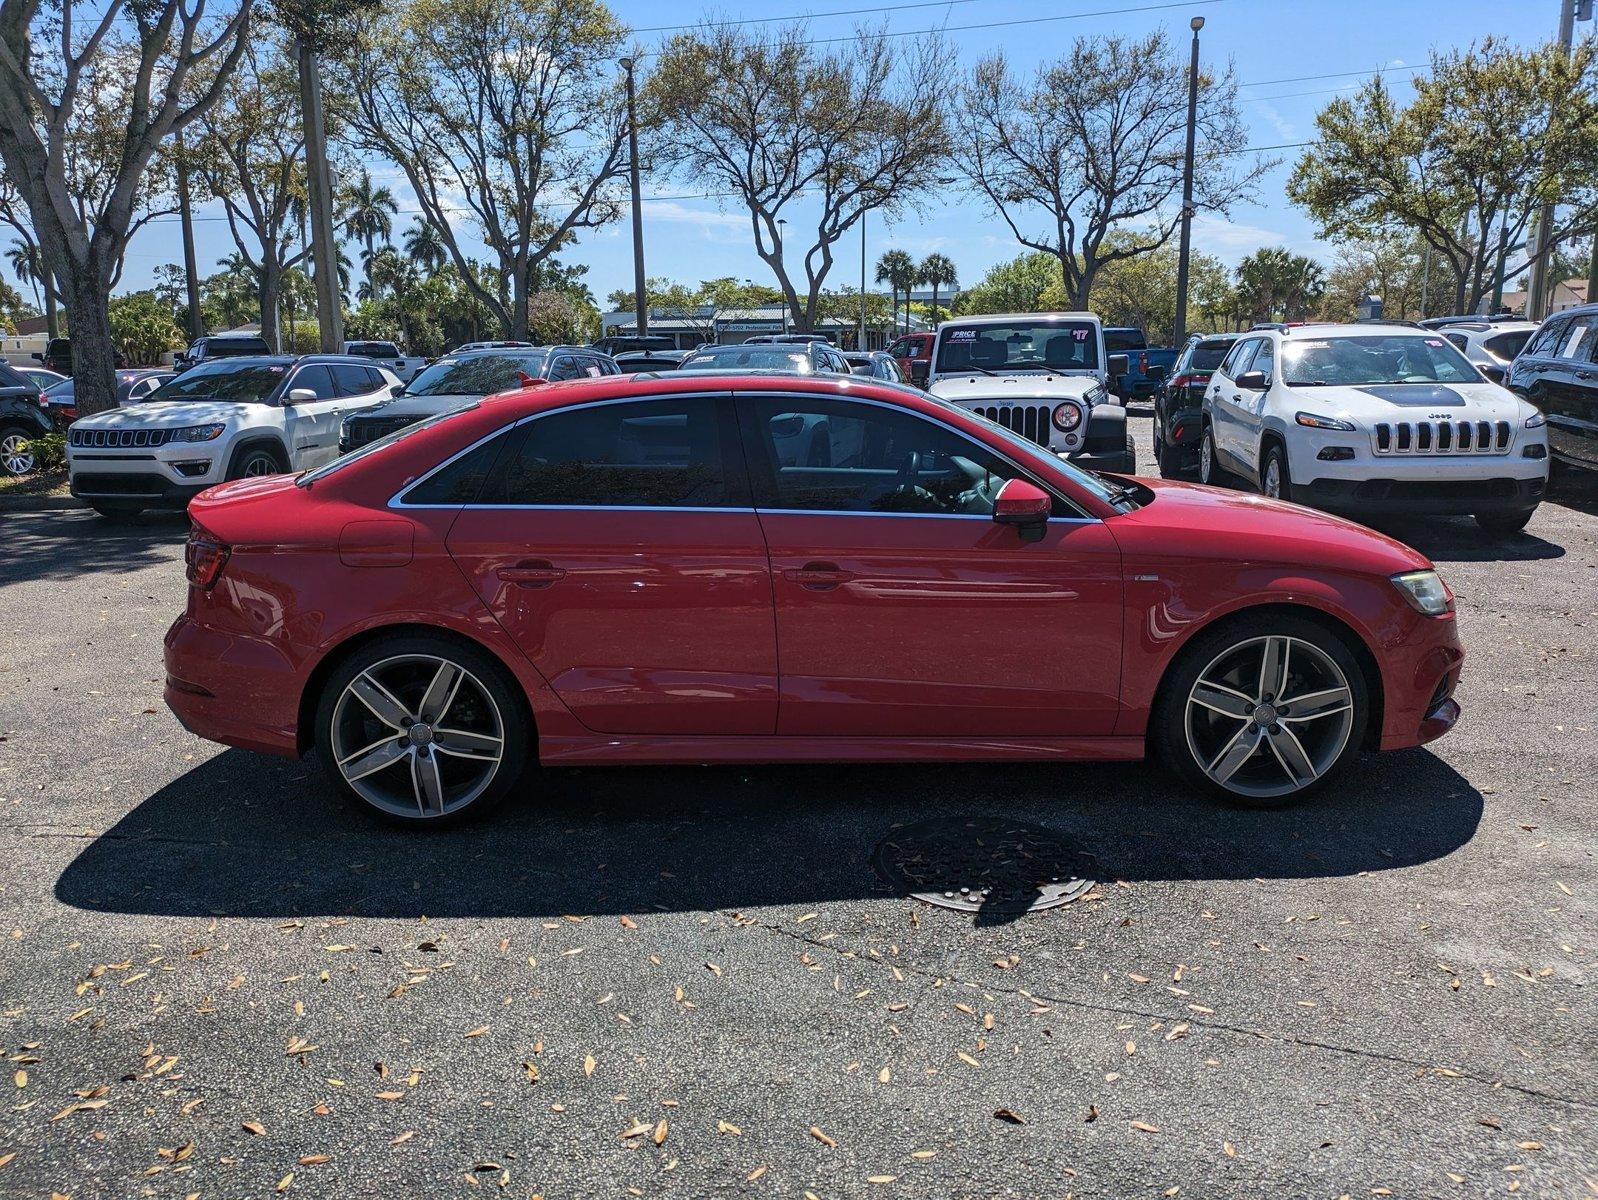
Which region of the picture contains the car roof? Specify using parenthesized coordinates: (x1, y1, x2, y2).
(1277, 322, 1438, 338)
(938, 312, 1097, 326)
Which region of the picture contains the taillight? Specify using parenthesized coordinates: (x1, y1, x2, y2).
(185, 531, 230, 590)
(1138, 352, 1148, 373)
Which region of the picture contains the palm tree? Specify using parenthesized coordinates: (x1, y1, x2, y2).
(874, 249, 916, 333)
(342, 169, 398, 300)
(918, 254, 958, 324)
(6, 239, 57, 336)
(403, 220, 447, 274)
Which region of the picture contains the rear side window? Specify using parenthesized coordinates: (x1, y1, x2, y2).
(478, 398, 737, 508)
(1556, 315, 1598, 362)
(403, 433, 509, 505)
(330, 364, 377, 396)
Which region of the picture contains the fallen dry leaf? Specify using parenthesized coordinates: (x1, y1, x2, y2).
(810, 1126, 837, 1148)
(241, 1120, 267, 1136)
(993, 1108, 1026, 1124)
(653, 1119, 668, 1146)
(1131, 1121, 1160, 1134)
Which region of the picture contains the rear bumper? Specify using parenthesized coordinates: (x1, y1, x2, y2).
(163, 615, 302, 756)
(1300, 475, 1545, 515)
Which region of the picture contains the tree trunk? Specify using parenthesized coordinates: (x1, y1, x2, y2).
(259, 260, 283, 353)
(44, 285, 59, 340)
(65, 275, 118, 417)
(508, 264, 530, 341)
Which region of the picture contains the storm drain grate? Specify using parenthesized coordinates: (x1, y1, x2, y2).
(871, 816, 1096, 914)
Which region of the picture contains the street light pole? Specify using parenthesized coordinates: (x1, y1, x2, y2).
(859, 213, 867, 351)
(777, 218, 789, 333)
(1171, 14, 1204, 347)
(1528, 0, 1577, 320)
(621, 57, 648, 339)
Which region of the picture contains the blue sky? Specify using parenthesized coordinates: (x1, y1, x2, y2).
(110, 0, 1572, 309)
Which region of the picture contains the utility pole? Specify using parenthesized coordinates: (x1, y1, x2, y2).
(1528, 0, 1579, 320)
(174, 129, 204, 341)
(297, 39, 344, 352)
(859, 213, 867, 351)
(621, 57, 647, 339)
(1580, 0, 1598, 305)
(1171, 15, 1205, 346)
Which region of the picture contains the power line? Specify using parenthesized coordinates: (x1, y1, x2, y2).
(1238, 62, 1432, 89)
(631, 0, 984, 36)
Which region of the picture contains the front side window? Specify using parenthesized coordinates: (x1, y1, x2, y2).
(742, 395, 1037, 517)
(548, 356, 585, 382)
(934, 320, 1100, 373)
(1251, 340, 1276, 382)
(288, 365, 339, 400)
(1218, 338, 1258, 377)
(1280, 335, 1482, 386)
(147, 361, 289, 405)
(478, 397, 735, 508)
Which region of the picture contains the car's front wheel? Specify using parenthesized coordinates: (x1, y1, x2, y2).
(1260, 442, 1292, 501)
(228, 443, 288, 480)
(1199, 424, 1230, 487)
(1154, 615, 1368, 806)
(314, 633, 530, 825)
(1474, 509, 1535, 536)
(0, 424, 37, 476)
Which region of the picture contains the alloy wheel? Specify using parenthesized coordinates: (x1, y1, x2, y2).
(1199, 431, 1213, 483)
(241, 452, 279, 477)
(329, 653, 506, 819)
(1263, 455, 1281, 498)
(1184, 635, 1355, 799)
(1, 431, 35, 475)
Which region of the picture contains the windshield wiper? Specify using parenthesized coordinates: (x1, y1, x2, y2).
(1092, 474, 1137, 505)
(945, 363, 1003, 377)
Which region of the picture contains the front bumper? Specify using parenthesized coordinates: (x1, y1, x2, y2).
(1297, 474, 1545, 515)
(68, 440, 230, 508)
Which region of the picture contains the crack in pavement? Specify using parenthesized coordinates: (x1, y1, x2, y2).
(733, 911, 1598, 1113)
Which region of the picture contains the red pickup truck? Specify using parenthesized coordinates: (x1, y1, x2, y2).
(886, 331, 935, 386)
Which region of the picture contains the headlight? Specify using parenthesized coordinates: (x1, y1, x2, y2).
(1295, 411, 1356, 431)
(1052, 402, 1083, 432)
(1524, 411, 1546, 428)
(176, 424, 226, 442)
(1391, 569, 1454, 616)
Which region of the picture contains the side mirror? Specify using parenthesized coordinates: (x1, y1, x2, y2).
(1108, 353, 1130, 378)
(1234, 370, 1268, 391)
(1479, 364, 1506, 384)
(285, 387, 317, 404)
(390, 382, 405, 396)
(992, 478, 1051, 543)
(30, 352, 42, 362)
(910, 361, 929, 387)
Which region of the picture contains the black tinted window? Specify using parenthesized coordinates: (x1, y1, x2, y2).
(480, 398, 734, 507)
(329, 364, 376, 396)
(289, 365, 338, 400)
(1524, 318, 1568, 358)
(743, 396, 1036, 516)
(1189, 341, 1232, 371)
(404, 433, 508, 504)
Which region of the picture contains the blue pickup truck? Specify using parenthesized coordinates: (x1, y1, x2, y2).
(1105, 327, 1178, 402)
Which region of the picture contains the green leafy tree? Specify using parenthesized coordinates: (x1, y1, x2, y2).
(917, 253, 957, 324)
(1089, 230, 1230, 343)
(108, 291, 184, 365)
(952, 252, 1060, 315)
(0, 1, 253, 414)
(1287, 37, 1598, 314)
(652, 24, 949, 332)
(403, 220, 448, 273)
(957, 30, 1265, 307)
(874, 249, 917, 332)
(1235, 247, 1326, 324)
(340, 0, 630, 340)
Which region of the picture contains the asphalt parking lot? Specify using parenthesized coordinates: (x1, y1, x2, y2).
(1, 415, 1593, 1199)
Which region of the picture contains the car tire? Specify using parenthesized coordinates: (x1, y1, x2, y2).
(313, 632, 530, 826)
(0, 424, 37, 476)
(1198, 424, 1231, 487)
(1153, 413, 1185, 478)
(1474, 508, 1535, 536)
(227, 442, 288, 480)
(1152, 613, 1369, 808)
(1260, 442, 1291, 502)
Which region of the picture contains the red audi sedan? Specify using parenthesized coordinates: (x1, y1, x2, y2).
(164, 372, 1464, 824)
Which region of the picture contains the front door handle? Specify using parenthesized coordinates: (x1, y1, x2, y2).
(784, 561, 853, 590)
(498, 560, 566, 587)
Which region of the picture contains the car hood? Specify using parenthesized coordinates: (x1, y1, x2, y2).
(1289, 381, 1526, 422)
(350, 393, 479, 420)
(930, 373, 1101, 403)
(1114, 477, 1432, 576)
(71, 400, 256, 428)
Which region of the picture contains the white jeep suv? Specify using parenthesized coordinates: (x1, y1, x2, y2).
(67, 355, 398, 518)
(1199, 323, 1549, 535)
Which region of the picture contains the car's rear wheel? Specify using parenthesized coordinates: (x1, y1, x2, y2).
(1154, 615, 1368, 806)
(1153, 412, 1184, 478)
(314, 633, 529, 825)
(0, 425, 36, 475)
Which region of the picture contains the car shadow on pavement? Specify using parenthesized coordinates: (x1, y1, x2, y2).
(1363, 516, 1566, 564)
(56, 747, 1483, 925)
(0, 509, 188, 586)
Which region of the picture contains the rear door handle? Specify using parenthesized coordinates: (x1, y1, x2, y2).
(497, 560, 566, 587)
(783, 561, 853, 589)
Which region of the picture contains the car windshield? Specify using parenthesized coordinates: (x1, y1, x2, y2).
(147, 361, 288, 404)
(934, 320, 1100, 373)
(405, 352, 548, 396)
(297, 403, 481, 486)
(681, 348, 811, 372)
(1281, 335, 1482, 386)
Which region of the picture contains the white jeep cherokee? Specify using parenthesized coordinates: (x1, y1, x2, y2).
(67, 355, 398, 518)
(1199, 323, 1549, 534)
(924, 312, 1136, 474)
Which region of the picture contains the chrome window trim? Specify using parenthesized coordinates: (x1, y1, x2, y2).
(389, 388, 1101, 522)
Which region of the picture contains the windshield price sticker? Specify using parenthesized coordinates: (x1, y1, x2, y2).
(948, 329, 978, 340)
(1425, 339, 1444, 347)
(1073, 329, 1089, 340)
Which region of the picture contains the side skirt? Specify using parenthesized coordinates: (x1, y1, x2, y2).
(537, 735, 1146, 767)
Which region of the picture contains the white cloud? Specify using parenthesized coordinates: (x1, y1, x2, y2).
(1254, 101, 1295, 141)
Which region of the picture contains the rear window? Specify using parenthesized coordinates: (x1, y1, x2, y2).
(1104, 329, 1146, 352)
(208, 338, 271, 357)
(347, 342, 402, 358)
(1190, 341, 1233, 371)
(0, 362, 32, 389)
(1483, 330, 1532, 363)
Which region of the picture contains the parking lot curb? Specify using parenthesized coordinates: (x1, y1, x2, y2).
(0, 494, 85, 512)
